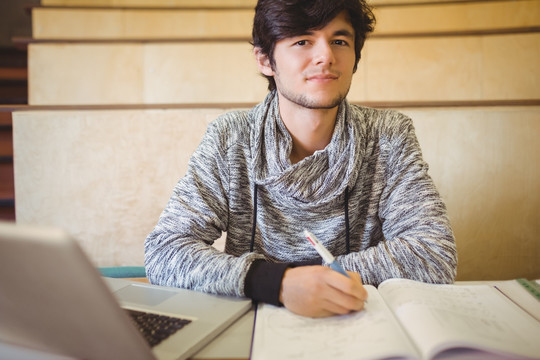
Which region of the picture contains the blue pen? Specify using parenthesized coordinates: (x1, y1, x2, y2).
(304, 230, 350, 278)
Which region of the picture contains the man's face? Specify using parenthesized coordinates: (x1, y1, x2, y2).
(261, 11, 356, 110)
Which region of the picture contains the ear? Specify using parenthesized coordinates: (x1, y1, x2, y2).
(254, 47, 274, 77)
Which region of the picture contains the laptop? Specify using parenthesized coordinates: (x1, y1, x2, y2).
(0, 222, 252, 360)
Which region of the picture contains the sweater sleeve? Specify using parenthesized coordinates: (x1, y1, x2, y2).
(340, 113, 457, 286)
(144, 119, 265, 297)
(244, 258, 322, 305)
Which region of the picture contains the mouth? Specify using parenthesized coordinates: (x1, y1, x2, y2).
(306, 73, 339, 81)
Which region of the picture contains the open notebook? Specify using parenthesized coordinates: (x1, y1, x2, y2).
(251, 278, 540, 360)
(0, 222, 251, 360)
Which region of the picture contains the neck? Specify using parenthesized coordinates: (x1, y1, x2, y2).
(277, 96, 339, 164)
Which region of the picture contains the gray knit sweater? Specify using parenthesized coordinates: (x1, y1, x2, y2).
(145, 91, 457, 297)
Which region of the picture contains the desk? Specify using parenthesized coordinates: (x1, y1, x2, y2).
(0, 312, 254, 360)
(192, 310, 253, 360)
(3, 280, 537, 360)
(124, 277, 253, 360)
(0, 275, 253, 360)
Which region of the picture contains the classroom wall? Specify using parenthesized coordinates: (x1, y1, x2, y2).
(12, 0, 540, 281)
(13, 106, 540, 281)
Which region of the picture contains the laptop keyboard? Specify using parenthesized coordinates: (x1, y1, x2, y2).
(126, 309, 192, 347)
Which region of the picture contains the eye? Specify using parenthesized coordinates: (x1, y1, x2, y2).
(294, 40, 308, 46)
(333, 39, 350, 46)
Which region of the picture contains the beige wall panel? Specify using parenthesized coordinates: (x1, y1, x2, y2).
(28, 43, 144, 105)
(143, 42, 267, 104)
(360, 33, 540, 102)
(41, 0, 429, 6)
(27, 42, 268, 105)
(13, 106, 540, 280)
(33, 8, 255, 40)
(41, 0, 422, 7)
(39, 0, 461, 6)
(41, 0, 256, 7)
(374, 1, 540, 35)
(125, 9, 253, 39)
(34, 1, 539, 40)
(359, 37, 484, 102)
(370, 0, 518, 4)
(13, 108, 227, 266)
(482, 33, 540, 100)
(349, 60, 369, 102)
(27, 34, 540, 104)
(33, 9, 124, 39)
(405, 107, 540, 281)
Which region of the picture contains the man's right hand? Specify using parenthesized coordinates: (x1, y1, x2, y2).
(279, 265, 368, 318)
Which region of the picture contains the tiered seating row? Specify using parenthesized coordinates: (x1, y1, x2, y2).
(27, 33, 540, 105)
(32, 1, 540, 39)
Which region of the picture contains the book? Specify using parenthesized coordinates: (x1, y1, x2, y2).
(493, 278, 540, 322)
(250, 278, 540, 360)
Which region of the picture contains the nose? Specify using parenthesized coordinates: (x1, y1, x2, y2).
(313, 41, 335, 66)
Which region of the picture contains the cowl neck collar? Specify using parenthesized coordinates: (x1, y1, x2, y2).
(249, 91, 365, 209)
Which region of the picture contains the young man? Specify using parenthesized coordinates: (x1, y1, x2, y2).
(145, 0, 457, 318)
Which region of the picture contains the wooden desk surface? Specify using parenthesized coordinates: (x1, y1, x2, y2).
(192, 310, 254, 360)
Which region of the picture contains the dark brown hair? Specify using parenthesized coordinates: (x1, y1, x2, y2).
(252, 0, 376, 90)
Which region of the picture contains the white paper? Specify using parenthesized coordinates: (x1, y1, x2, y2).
(251, 285, 418, 360)
(378, 279, 540, 360)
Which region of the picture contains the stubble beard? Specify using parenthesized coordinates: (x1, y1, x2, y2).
(282, 91, 347, 110)
(276, 78, 352, 110)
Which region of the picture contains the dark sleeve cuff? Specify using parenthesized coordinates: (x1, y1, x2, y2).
(244, 258, 323, 306)
(291, 258, 322, 267)
(244, 260, 290, 306)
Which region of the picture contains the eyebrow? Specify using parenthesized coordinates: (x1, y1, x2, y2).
(333, 29, 354, 38)
(301, 28, 354, 38)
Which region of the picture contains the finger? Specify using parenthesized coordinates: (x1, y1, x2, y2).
(346, 271, 363, 284)
(319, 280, 366, 314)
(346, 271, 369, 301)
(320, 291, 366, 315)
(324, 269, 368, 302)
(321, 298, 353, 316)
